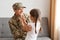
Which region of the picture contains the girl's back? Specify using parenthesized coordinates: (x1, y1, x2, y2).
(25, 20, 41, 40)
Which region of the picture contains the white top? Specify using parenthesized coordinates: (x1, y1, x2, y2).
(25, 21, 41, 40)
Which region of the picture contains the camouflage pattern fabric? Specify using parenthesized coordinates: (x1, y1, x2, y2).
(8, 13, 30, 40)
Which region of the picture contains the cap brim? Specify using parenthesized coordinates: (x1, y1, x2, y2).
(22, 6, 26, 8)
(21, 6, 26, 8)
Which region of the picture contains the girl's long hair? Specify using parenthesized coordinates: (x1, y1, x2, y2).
(30, 9, 40, 33)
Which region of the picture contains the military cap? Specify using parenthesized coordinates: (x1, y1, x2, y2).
(12, 2, 26, 10)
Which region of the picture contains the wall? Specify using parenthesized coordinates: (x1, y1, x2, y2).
(0, 0, 50, 17)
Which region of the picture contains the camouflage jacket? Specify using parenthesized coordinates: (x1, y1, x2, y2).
(8, 13, 30, 40)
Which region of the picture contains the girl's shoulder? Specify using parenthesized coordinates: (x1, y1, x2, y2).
(37, 20, 41, 26)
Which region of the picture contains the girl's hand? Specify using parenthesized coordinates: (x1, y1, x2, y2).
(27, 25, 32, 31)
(39, 27, 43, 32)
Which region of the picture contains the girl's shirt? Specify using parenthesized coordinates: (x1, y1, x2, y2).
(25, 21, 41, 40)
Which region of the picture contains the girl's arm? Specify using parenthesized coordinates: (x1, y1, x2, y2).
(38, 17, 43, 32)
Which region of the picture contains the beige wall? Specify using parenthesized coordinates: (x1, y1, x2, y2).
(0, 0, 50, 17)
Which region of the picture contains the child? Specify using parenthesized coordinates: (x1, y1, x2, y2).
(25, 9, 41, 40)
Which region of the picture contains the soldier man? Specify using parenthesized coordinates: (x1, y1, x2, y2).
(8, 2, 31, 40)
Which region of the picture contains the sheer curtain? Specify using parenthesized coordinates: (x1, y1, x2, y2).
(55, 0, 60, 40)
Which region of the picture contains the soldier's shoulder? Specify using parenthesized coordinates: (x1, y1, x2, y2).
(23, 13, 29, 15)
(8, 16, 14, 24)
(23, 13, 29, 17)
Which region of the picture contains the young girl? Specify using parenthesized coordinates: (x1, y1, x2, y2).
(25, 9, 41, 40)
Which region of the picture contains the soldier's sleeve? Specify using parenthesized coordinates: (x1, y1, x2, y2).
(8, 20, 21, 38)
(8, 20, 16, 34)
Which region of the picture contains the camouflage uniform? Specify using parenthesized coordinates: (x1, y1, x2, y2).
(8, 14, 30, 40)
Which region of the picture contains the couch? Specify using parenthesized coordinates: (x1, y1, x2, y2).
(0, 17, 51, 40)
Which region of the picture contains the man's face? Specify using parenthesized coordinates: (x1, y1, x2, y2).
(14, 8, 24, 15)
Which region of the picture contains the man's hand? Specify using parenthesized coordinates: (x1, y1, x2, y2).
(19, 15, 32, 32)
(22, 25, 32, 32)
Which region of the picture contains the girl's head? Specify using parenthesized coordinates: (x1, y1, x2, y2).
(30, 9, 40, 22)
(30, 8, 41, 33)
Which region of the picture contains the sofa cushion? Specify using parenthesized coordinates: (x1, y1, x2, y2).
(0, 38, 14, 40)
(37, 37, 51, 40)
(0, 18, 13, 38)
(38, 17, 49, 37)
(0, 18, 3, 37)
